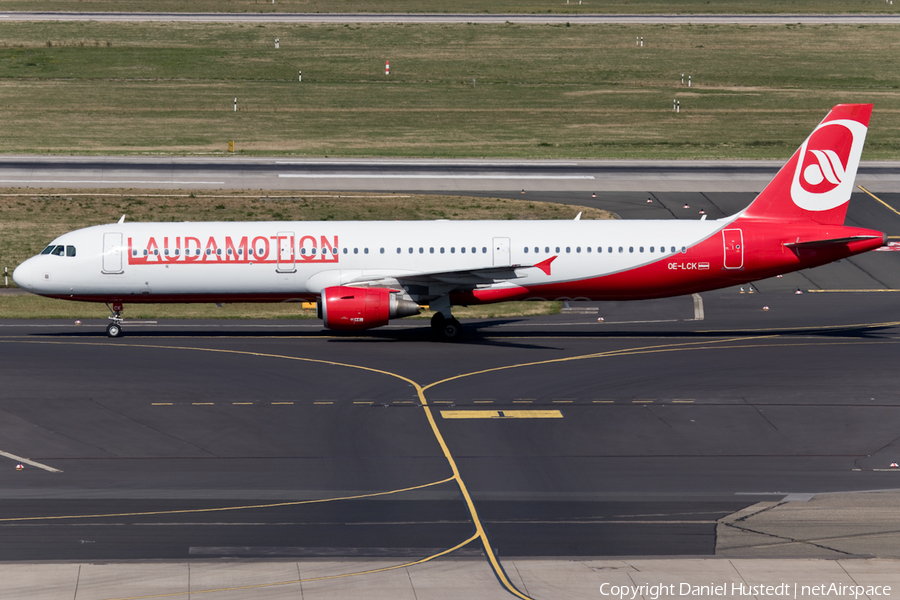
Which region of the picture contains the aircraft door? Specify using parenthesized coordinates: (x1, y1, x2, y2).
(102, 232, 124, 274)
(493, 237, 511, 267)
(722, 228, 743, 269)
(276, 231, 296, 273)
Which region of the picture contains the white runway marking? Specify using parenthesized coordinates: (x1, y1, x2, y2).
(275, 161, 580, 167)
(0, 450, 62, 473)
(279, 174, 594, 179)
(0, 180, 225, 185)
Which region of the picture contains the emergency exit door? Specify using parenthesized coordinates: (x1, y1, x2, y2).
(722, 229, 743, 269)
(493, 237, 510, 267)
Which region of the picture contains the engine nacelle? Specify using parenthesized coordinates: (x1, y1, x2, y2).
(318, 286, 421, 331)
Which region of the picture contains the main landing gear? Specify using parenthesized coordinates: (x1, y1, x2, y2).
(430, 312, 462, 342)
(106, 302, 124, 338)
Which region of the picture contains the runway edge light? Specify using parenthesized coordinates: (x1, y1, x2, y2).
(15, 463, 23, 471)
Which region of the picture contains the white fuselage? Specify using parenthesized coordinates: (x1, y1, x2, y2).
(14, 218, 730, 303)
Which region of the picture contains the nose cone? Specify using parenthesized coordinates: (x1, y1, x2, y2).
(12, 259, 34, 291)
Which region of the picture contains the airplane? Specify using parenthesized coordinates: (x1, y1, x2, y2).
(13, 104, 885, 341)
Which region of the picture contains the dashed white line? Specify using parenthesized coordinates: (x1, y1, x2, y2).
(278, 174, 594, 179)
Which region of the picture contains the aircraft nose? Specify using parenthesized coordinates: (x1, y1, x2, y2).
(12, 259, 34, 290)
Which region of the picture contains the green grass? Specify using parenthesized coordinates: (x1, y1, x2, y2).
(1, 0, 896, 13)
(1, 22, 899, 159)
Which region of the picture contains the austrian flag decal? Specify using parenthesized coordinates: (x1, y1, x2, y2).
(790, 118, 867, 212)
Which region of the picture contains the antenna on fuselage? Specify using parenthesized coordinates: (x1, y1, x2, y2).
(118, 215, 126, 224)
(574, 212, 582, 221)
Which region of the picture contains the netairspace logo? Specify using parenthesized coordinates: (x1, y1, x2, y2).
(599, 582, 892, 599)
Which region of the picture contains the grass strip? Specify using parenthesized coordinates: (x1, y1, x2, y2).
(1, 22, 898, 158)
(0, 0, 896, 14)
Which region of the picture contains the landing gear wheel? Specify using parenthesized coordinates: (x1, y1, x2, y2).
(106, 323, 123, 338)
(431, 314, 461, 342)
(440, 318, 462, 342)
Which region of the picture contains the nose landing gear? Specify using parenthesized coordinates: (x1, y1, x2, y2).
(106, 302, 124, 338)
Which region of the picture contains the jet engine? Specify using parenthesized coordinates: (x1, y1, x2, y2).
(318, 286, 420, 331)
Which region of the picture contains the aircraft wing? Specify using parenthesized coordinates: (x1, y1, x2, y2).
(346, 256, 557, 287)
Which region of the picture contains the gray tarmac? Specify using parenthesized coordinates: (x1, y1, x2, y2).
(3, 156, 900, 193)
(3, 12, 900, 24)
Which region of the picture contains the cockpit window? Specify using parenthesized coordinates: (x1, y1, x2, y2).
(66, 245, 76, 257)
(50, 246, 65, 256)
(40, 245, 55, 255)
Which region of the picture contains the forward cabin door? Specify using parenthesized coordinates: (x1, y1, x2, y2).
(102, 232, 124, 274)
(493, 237, 511, 267)
(722, 229, 744, 269)
(276, 231, 296, 273)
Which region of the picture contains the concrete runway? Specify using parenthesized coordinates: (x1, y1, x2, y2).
(2, 156, 900, 193)
(3, 12, 900, 24)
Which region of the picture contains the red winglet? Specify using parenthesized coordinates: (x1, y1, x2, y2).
(534, 255, 557, 276)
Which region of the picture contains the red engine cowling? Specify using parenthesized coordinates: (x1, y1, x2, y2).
(318, 286, 420, 331)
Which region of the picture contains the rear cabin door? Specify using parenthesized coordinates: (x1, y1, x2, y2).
(102, 232, 124, 274)
(492, 237, 511, 267)
(722, 229, 744, 269)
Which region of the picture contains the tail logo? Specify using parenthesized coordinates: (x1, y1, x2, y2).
(791, 119, 867, 212)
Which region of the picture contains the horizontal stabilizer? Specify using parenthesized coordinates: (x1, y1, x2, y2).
(784, 234, 882, 249)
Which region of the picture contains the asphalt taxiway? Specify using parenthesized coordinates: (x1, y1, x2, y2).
(2, 287, 900, 566)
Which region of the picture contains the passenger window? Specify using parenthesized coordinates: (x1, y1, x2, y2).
(342, 248, 348, 254)
(671, 246, 676, 253)
(66, 246, 76, 257)
(145, 249, 150, 256)
(618, 247, 623, 253)
(249, 248, 254, 256)
(629, 247, 633, 253)
(608, 247, 613, 253)
(461, 247, 466, 253)
(587, 247, 591, 253)
(682, 246, 687, 253)
(566, 247, 571, 253)
(354, 248, 358, 254)
(430, 248, 434, 254)
(472, 247, 476, 253)
(576, 247, 581, 253)
(597, 247, 602, 253)
(132, 250, 137, 257)
(215, 249, 220, 256)
(639, 247, 644, 253)
(409, 248, 413, 254)
(451, 247, 455, 254)
(440, 248, 445, 254)
(227, 249, 233, 256)
(545, 247, 550, 253)
(396, 248, 401, 254)
(482, 247, 487, 253)
(524, 247, 529, 254)
(534, 247, 539, 253)
(555, 247, 560, 253)
(650, 247, 654, 253)
(364, 248, 369, 254)
(300, 248, 306, 255)
(380, 248, 385, 254)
